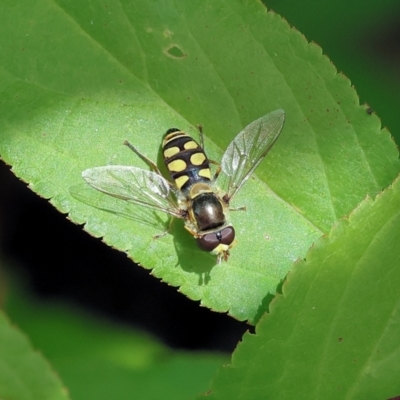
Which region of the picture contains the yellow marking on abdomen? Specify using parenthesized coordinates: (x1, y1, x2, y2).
(163, 146, 180, 159)
(189, 182, 213, 199)
(168, 159, 187, 172)
(190, 152, 206, 166)
(164, 132, 185, 146)
(198, 168, 211, 179)
(175, 175, 189, 189)
(184, 141, 198, 150)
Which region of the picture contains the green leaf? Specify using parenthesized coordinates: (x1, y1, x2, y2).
(206, 175, 400, 400)
(6, 287, 226, 400)
(0, 310, 70, 400)
(0, 0, 398, 322)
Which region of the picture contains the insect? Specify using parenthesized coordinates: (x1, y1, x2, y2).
(82, 109, 285, 263)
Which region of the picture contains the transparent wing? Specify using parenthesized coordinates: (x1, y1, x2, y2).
(221, 109, 285, 201)
(82, 166, 182, 217)
(70, 182, 168, 229)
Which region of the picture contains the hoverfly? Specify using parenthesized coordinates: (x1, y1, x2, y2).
(82, 109, 285, 263)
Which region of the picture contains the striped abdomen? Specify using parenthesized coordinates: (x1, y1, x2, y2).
(163, 128, 211, 193)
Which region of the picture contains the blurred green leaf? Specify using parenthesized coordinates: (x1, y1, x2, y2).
(206, 175, 400, 400)
(0, 0, 398, 323)
(5, 287, 226, 400)
(0, 309, 70, 400)
(266, 0, 400, 143)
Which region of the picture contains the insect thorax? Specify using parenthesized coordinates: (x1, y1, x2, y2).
(190, 190, 226, 232)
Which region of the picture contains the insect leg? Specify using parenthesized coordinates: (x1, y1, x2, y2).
(183, 224, 201, 238)
(153, 216, 176, 239)
(197, 124, 204, 149)
(229, 205, 246, 211)
(196, 125, 221, 180)
(209, 159, 222, 180)
(124, 140, 163, 176)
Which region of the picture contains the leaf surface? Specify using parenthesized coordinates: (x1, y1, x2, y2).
(0, 310, 70, 400)
(6, 288, 225, 400)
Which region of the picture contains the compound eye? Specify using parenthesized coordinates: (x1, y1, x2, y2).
(196, 226, 236, 252)
(197, 233, 220, 252)
(220, 226, 235, 245)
